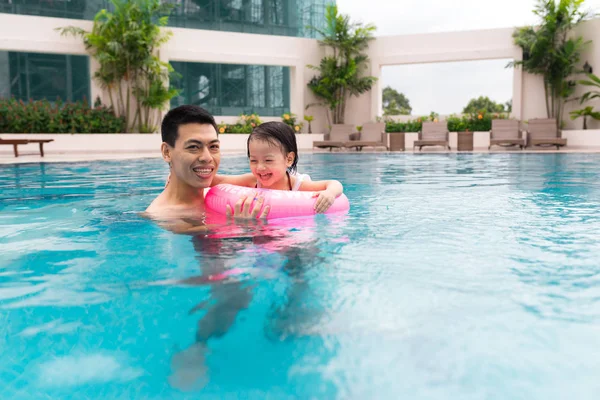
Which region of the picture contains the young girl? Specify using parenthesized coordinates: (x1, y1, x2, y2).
(211, 121, 344, 214)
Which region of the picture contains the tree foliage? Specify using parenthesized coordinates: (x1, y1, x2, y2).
(307, 5, 377, 125)
(58, 0, 180, 132)
(382, 86, 411, 115)
(462, 96, 508, 114)
(509, 0, 591, 127)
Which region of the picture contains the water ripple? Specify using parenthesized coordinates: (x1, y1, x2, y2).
(1, 154, 600, 398)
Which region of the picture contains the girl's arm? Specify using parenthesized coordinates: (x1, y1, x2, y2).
(211, 173, 257, 188)
(298, 179, 344, 213)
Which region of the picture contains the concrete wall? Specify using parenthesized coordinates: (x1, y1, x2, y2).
(0, 14, 330, 133)
(0, 133, 325, 155)
(349, 27, 524, 126)
(355, 19, 600, 130)
(564, 18, 600, 130)
(518, 19, 600, 128)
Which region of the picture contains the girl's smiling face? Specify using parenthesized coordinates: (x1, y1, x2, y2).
(248, 139, 295, 190)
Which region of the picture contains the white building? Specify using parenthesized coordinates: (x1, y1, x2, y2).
(1, 1, 600, 132)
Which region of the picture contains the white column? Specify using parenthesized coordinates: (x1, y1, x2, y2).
(89, 57, 104, 106)
(370, 61, 382, 121)
(290, 63, 304, 118)
(511, 49, 523, 120)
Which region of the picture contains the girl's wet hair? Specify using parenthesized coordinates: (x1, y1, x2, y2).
(247, 121, 299, 173)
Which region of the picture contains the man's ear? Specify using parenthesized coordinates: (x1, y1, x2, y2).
(161, 142, 172, 164)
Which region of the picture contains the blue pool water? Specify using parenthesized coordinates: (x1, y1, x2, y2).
(2, 153, 600, 399)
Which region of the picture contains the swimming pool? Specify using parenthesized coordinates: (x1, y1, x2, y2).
(1, 153, 600, 399)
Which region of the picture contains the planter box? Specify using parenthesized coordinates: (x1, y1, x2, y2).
(404, 131, 489, 150)
(457, 131, 474, 151)
(0, 133, 325, 155)
(449, 132, 489, 150)
(387, 132, 406, 151)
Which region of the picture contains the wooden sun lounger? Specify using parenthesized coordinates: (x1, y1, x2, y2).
(489, 119, 525, 150)
(314, 124, 355, 151)
(526, 118, 567, 150)
(0, 138, 54, 157)
(414, 122, 450, 151)
(345, 122, 388, 151)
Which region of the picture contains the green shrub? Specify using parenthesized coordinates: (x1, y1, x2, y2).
(385, 119, 422, 133)
(385, 112, 509, 133)
(282, 113, 303, 132)
(217, 114, 262, 134)
(0, 97, 126, 133)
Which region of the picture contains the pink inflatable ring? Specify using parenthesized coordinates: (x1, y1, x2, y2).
(205, 183, 350, 220)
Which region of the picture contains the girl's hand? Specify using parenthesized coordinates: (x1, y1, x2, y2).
(312, 190, 336, 213)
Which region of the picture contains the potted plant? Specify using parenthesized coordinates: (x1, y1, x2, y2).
(457, 129, 474, 151)
(386, 125, 405, 151)
(571, 73, 600, 129)
(303, 115, 314, 133)
(570, 106, 600, 129)
(349, 125, 363, 141)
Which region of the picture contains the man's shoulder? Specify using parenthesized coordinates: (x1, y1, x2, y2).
(144, 200, 209, 235)
(144, 192, 187, 220)
(145, 193, 167, 215)
(144, 190, 207, 220)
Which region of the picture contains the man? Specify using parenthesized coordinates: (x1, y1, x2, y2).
(145, 104, 267, 229)
(144, 105, 263, 390)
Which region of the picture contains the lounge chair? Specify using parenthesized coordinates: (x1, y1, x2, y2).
(413, 122, 450, 151)
(345, 122, 388, 151)
(526, 118, 567, 150)
(0, 137, 54, 157)
(313, 124, 355, 151)
(488, 119, 525, 150)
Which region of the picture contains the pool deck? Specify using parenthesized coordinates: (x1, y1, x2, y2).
(0, 150, 245, 165)
(2, 130, 600, 164)
(2, 147, 600, 164)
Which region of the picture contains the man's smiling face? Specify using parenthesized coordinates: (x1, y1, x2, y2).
(163, 123, 221, 189)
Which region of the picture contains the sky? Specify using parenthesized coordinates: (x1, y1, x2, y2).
(336, 0, 600, 115)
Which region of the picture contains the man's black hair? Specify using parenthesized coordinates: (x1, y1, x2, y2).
(161, 105, 218, 146)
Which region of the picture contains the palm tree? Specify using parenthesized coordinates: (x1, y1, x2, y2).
(58, 0, 178, 132)
(578, 72, 600, 103)
(509, 0, 590, 128)
(569, 72, 600, 129)
(307, 5, 377, 124)
(569, 106, 600, 129)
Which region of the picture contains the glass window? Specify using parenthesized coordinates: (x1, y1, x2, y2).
(0, 0, 328, 38)
(170, 61, 290, 116)
(0, 51, 90, 103)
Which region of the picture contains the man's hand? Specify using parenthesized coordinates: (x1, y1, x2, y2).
(226, 192, 270, 220)
(312, 189, 336, 214)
